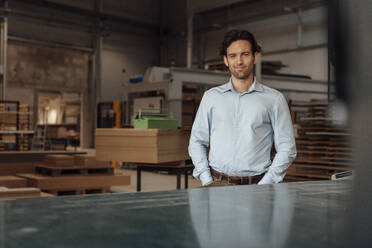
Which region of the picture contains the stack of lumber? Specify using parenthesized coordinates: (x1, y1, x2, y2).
(0, 187, 43, 200)
(182, 87, 203, 129)
(0, 174, 50, 200)
(18, 155, 130, 196)
(284, 101, 352, 182)
(95, 128, 190, 163)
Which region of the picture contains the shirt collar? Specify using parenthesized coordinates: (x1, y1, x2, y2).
(222, 77, 264, 94)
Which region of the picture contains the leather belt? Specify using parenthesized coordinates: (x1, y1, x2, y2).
(209, 166, 264, 185)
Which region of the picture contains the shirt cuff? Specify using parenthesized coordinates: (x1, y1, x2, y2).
(257, 173, 275, 185)
(200, 171, 213, 186)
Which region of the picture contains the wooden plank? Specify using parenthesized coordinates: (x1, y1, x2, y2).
(294, 158, 351, 166)
(17, 173, 131, 190)
(296, 155, 352, 161)
(296, 145, 352, 151)
(297, 150, 352, 156)
(0, 176, 28, 188)
(305, 131, 351, 136)
(296, 139, 350, 146)
(95, 128, 189, 137)
(0, 162, 35, 176)
(285, 171, 331, 179)
(291, 163, 350, 171)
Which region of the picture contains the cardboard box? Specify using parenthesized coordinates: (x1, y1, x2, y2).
(95, 128, 190, 163)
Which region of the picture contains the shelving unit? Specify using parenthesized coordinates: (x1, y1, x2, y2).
(0, 101, 34, 151)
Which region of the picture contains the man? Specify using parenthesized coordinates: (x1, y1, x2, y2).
(188, 29, 296, 186)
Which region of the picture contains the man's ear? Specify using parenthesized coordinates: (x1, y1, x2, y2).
(253, 52, 259, 65)
(223, 56, 229, 67)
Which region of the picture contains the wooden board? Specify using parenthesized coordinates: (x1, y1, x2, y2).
(17, 173, 131, 190)
(95, 128, 190, 163)
(74, 155, 110, 167)
(291, 163, 350, 171)
(44, 155, 75, 167)
(297, 150, 352, 156)
(0, 176, 28, 188)
(285, 171, 331, 179)
(0, 162, 35, 176)
(294, 158, 351, 166)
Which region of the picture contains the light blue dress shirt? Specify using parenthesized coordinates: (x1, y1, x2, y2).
(188, 78, 297, 185)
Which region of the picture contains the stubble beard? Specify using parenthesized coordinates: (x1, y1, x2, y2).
(231, 67, 252, 80)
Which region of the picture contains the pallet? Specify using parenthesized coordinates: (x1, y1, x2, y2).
(16, 173, 131, 191)
(44, 187, 110, 196)
(35, 165, 114, 177)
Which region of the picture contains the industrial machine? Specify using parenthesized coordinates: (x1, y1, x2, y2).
(133, 108, 178, 130)
(123, 67, 229, 127)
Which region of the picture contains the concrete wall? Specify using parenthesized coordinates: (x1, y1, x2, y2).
(100, 35, 159, 102)
(7, 40, 89, 91)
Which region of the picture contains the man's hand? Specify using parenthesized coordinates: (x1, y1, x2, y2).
(203, 180, 213, 187)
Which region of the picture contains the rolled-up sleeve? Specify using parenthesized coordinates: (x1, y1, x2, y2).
(258, 93, 297, 184)
(188, 92, 213, 185)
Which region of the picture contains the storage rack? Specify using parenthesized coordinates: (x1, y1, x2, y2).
(0, 100, 34, 151)
(284, 101, 352, 181)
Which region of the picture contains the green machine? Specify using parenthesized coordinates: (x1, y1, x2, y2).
(133, 108, 178, 129)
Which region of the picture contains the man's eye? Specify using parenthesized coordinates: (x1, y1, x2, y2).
(229, 55, 236, 58)
(243, 53, 250, 56)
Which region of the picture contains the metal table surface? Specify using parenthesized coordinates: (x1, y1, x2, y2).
(0, 180, 352, 248)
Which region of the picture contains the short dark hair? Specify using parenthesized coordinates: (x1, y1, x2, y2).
(220, 29, 262, 56)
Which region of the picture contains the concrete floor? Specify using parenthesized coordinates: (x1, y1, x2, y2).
(111, 168, 201, 193)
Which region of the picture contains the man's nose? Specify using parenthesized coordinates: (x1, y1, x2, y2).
(237, 56, 243, 64)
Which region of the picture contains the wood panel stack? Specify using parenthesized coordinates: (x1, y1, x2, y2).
(284, 101, 352, 182)
(18, 155, 130, 196)
(95, 128, 190, 163)
(0, 167, 46, 200)
(0, 187, 44, 200)
(182, 86, 203, 129)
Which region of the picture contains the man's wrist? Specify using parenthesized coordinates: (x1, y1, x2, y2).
(200, 171, 213, 186)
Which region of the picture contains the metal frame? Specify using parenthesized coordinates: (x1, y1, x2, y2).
(0, 1, 8, 101)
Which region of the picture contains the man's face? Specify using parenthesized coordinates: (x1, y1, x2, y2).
(224, 40, 258, 80)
